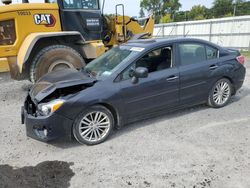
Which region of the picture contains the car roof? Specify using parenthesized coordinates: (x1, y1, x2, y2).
(125, 37, 221, 49)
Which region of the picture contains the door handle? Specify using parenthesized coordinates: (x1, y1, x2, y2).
(166, 75, 179, 81)
(209, 65, 218, 70)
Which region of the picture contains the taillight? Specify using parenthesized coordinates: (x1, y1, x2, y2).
(236, 55, 245, 65)
(0, 19, 16, 45)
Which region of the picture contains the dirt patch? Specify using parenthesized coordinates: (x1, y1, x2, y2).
(0, 63, 250, 187)
(0, 161, 75, 188)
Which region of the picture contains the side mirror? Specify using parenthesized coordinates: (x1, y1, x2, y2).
(131, 67, 148, 84)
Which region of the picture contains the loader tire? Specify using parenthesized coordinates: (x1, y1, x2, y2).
(30, 45, 86, 82)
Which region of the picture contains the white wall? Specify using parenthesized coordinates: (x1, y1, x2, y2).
(154, 16, 250, 50)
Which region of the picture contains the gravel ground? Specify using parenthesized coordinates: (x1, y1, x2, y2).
(0, 61, 249, 188)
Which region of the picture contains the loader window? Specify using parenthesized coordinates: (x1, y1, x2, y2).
(82, 0, 99, 9)
(63, 0, 99, 9)
(63, 0, 81, 8)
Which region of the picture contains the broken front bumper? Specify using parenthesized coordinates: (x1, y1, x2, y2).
(21, 106, 73, 142)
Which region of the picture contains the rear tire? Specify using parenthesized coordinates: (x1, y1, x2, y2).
(73, 105, 114, 145)
(30, 45, 86, 82)
(207, 78, 232, 108)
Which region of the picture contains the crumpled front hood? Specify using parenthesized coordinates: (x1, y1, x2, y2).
(29, 69, 96, 103)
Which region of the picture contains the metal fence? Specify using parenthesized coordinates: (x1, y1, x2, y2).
(154, 15, 250, 51)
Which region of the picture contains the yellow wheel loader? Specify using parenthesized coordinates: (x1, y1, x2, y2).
(0, 0, 154, 82)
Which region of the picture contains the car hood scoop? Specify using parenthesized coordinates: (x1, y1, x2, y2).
(29, 69, 96, 103)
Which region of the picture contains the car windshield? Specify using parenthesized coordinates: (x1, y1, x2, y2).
(83, 46, 144, 80)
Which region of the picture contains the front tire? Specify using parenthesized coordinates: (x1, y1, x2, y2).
(208, 78, 232, 108)
(73, 105, 114, 145)
(30, 45, 86, 82)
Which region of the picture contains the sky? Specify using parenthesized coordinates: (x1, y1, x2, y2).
(1, 0, 214, 17)
(104, 0, 213, 16)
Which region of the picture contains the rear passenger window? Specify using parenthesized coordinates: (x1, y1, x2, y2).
(206, 46, 218, 59)
(179, 43, 206, 65)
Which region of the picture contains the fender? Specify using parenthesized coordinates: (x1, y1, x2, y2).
(208, 59, 237, 91)
(210, 57, 236, 79)
(17, 31, 84, 73)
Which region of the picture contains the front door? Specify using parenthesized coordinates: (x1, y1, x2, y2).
(118, 45, 180, 119)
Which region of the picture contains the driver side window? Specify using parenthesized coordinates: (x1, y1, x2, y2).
(121, 46, 173, 80)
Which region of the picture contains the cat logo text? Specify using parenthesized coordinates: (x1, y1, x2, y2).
(34, 14, 56, 27)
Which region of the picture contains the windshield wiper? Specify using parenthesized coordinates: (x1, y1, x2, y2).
(82, 69, 95, 78)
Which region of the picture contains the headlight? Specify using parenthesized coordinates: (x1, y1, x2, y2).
(37, 99, 65, 116)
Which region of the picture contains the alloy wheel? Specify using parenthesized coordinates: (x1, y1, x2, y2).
(212, 80, 231, 105)
(78, 111, 111, 142)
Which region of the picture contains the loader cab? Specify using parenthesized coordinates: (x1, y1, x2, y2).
(57, 0, 103, 41)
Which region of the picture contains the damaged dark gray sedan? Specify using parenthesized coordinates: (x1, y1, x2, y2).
(22, 38, 246, 145)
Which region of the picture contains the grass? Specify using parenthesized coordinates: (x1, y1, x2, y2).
(240, 51, 250, 58)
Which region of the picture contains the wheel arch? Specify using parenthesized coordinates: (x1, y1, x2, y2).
(221, 76, 236, 95)
(207, 76, 234, 108)
(94, 102, 122, 129)
(72, 102, 122, 130)
(222, 76, 233, 84)
(207, 75, 235, 99)
(70, 102, 122, 134)
(17, 32, 85, 75)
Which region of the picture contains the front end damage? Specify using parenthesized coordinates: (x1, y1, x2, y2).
(22, 97, 73, 141)
(21, 69, 96, 141)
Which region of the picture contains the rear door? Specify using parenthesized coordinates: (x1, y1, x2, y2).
(177, 42, 220, 105)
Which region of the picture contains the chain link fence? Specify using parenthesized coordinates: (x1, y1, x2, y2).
(154, 15, 250, 51)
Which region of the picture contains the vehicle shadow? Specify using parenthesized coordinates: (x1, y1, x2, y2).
(109, 104, 209, 141)
(50, 104, 209, 149)
(49, 87, 249, 149)
(50, 137, 81, 149)
(231, 87, 250, 103)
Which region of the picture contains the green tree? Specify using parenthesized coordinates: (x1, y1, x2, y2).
(139, 8, 145, 18)
(188, 5, 207, 20)
(140, 0, 162, 23)
(212, 0, 233, 18)
(140, 0, 181, 23)
(174, 11, 189, 22)
(233, 0, 250, 16)
(160, 14, 173, 23)
(204, 8, 214, 19)
(161, 0, 181, 18)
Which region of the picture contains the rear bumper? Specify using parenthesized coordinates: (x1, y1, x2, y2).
(234, 79, 244, 92)
(22, 107, 73, 142)
(233, 65, 246, 92)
